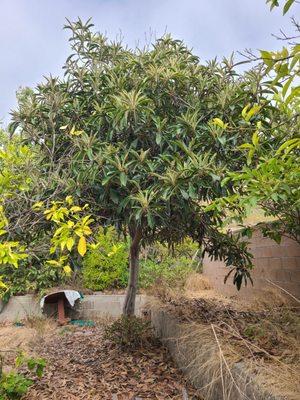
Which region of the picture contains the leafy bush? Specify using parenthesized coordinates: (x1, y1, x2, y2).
(139, 256, 195, 289)
(0, 372, 32, 400)
(82, 230, 199, 291)
(104, 316, 154, 349)
(0, 353, 46, 400)
(139, 238, 200, 289)
(82, 227, 129, 291)
(0, 262, 64, 298)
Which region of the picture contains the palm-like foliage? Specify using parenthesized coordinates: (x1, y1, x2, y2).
(10, 19, 277, 314)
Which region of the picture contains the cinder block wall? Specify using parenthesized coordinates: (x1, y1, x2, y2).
(203, 229, 300, 300)
(0, 294, 148, 322)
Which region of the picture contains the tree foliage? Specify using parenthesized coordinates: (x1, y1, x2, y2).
(209, 1, 300, 247)
(9, 18, 285, 312)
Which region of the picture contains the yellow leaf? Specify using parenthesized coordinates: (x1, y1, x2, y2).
(70, 206, 82, 213)
(32, 201, 44, 210)
(78, 236, 87, 256)
(65, 196, 73, 205)
(69, 126, 83, 136)
(0, 277, 7, 289)
(66, 237, 74, 251)
(242, 104, 250, 120)
(89, 242, 100, 250)
(211, 118, 227, 129)
(46, 260, 60, 266)
(252, 131, 259, 147)
(67, 220, 74, 228)
(242, 104, 261, 122)
(82, 226, 92, 235)
(246, 105, 261, 121)
(63, 265, 72, 275)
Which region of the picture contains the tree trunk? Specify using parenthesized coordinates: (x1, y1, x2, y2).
(123, 227, 142, 316)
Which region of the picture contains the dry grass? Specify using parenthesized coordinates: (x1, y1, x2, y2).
(225, 207, 276, 231)
(25, 315, 57, 338)
(185, 273, 212, 292)
(0, 316, 58, 374)
(153, 276, 300, 400)
(194, 322, 299, 400)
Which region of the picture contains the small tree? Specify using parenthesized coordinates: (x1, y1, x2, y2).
(208, 0, 300, 247)
(11, 20, 275, 314)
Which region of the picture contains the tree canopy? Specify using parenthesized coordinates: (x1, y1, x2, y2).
(6, 15, 294, 312)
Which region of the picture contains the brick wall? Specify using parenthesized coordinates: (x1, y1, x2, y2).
(203, 229, 300, 301)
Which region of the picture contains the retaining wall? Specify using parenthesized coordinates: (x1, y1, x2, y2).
(0, 294, 148, 323)
(151, 308, 283, 400)
(203, 229, 300, 301)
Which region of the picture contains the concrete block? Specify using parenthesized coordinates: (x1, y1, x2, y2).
(81, 300, 94, 310)
(281, 257, 297, 270)
(0, 294, 149, 322)
(203, 225, 300, 303)
(267, 257, 282, 270)
(273, 282, 300, 297)
(273, 270, 291, 282)
(283, 270, 300, 282)
(284, 245, 300, 257)
(0, 295, 42, 322)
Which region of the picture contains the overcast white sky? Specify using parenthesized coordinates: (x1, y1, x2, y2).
(1, 0, 299, 125)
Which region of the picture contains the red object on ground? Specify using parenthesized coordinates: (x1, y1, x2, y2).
(43, 292, 69, 325)
(57, 297, 68, 325)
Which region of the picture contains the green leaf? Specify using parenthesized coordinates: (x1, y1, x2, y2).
(252, 131, 259, 147)
(282, 77, 293, 97)
(283, 0, 294, 14)
(247, 149, 255, 165)
(260, 50, 273, 67)
(119, 172, 127, 187)
(221, 177, 231, 187)
(239, 143, 254, 150)
(147, 213, 154, 228)
(155, 132, 162, 145)
(276, 138, 300, 155)
(180, 189, 189, 200)
(27, 359, 36, 370)
(110, 189, 119, 204)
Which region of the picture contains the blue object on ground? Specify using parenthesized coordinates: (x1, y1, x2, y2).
(14, 322, 25, 327)
(70, 319, 95, 327)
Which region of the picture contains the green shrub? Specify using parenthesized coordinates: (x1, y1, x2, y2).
(0, 372, 33, 400)
(139, 238, 199, 289)
(0, 262, 64, 297)
(0, 353, 46, 400)
(82, 227, 129, 291)
(139, 256, 194, 289)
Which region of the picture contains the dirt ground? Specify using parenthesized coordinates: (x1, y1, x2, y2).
(1, 275, 299, 400)
(0, 321, 201, 400)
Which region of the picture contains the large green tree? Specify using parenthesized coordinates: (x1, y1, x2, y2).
(11, 20, 276, 314)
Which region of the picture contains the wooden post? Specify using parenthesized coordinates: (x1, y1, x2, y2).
(57, 297, 67, 325)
